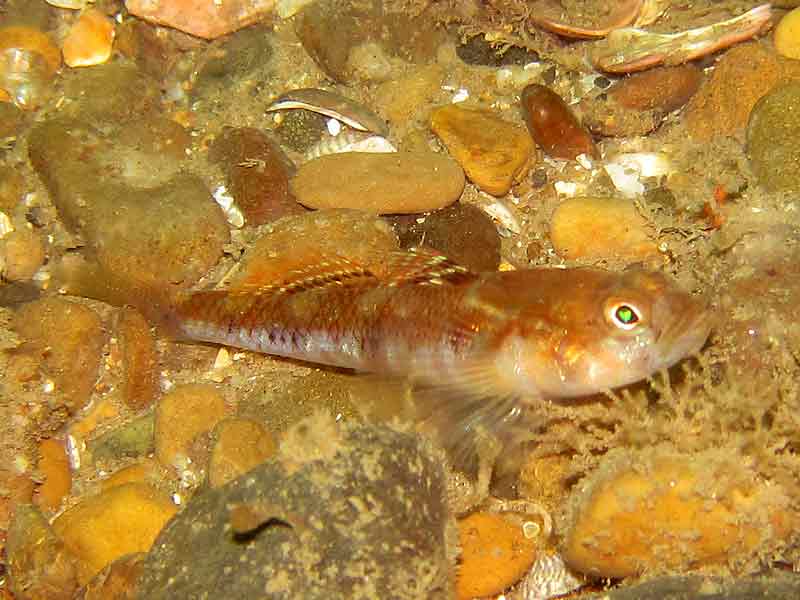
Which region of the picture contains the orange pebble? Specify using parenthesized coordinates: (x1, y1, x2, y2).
(0, 26, 61, 74)
(35, 438, 72, 511)
(62, 9, 115, 68)
(456, 511, 538, 599)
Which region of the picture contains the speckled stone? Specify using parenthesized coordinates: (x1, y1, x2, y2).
(28, 117, 229, 289)
(135, 415, 455, 599)
(208, 126, 303, 226)
(747, 82, 800, 193)
(390, 203, 501, 272)
(430, 104, 533, 196)
(290, 151, 465, 214)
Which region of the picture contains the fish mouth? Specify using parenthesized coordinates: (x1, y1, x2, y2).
(654, 297, 713, 370)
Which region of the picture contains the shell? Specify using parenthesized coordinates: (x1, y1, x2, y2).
(304, 130, 396, 161)
(0, 27, 60, 110)
(520, 553, 584, 600)
(266, 88, 389, 137)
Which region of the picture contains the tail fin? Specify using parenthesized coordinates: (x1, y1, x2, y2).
(52, 254, 182, 336)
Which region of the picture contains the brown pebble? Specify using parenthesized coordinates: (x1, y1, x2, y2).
(208, 126, 303, 226)
(34, 438, 72, 511)
(0, 166, 25, 211)
(7, 504, 78, 600)
(609, 65, 703, 113)
(521, 84, 597, 160)
(550, 196, 659, 263)
(13, 297, 107, 413)
(75, 553, 145, 600)
(2, 229, 46, 281)
(154, 383, 226, 469)
(208, 418, 276, 488)
(115, 307, 157, 411)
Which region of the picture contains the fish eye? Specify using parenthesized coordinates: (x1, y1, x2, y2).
(608, 302, 641, 330)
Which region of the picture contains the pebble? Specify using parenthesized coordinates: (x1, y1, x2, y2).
(100, 460, 158, 492)
(154, 384, 226, 470)
(746, 82, 800, 193)
(28, 117, 229, 289)
(88, 414, 155, 465)
(374, 64, 445, 125)
(190, 26, 272, 97)
(0, 167, 24, 211)
(230, 209, 400, 288)
(290, 151, 465, 214)
(74, 553, 145, 600)
(579, 573, 800, 600)
(12, 298, 107, 413)
(685, 43, 800, 140)
(430, 104, 533, 196)
(34, 438, 72, 511)
(208, 418, 276, 488)
(549, 197, 659, 263)
(0, 26, 60, 110)
(115, 307, 157, 412)
(390, 203, 501, 272)
(0, 229, 45, 281)
(62, 8, 115, 68)
(775, 7, 800, 59)
(208, 126, 303, 227)
(135, 415, 453, 599)
(0, 469, 34, 536)
(582, 65, 702, 137)
(7, 504, 78, 600)
(521, 84, 598, 160)
(562, 449, 797, 578)
(294, 0, 445, 82)
(0, 102, 24, 138)
(125, 0, 276, 40)
(53, 482, 177, 584)
(456, 511, 539, 599)
(61, 63, 161, 123)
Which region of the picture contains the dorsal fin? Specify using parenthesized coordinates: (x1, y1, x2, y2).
(375, 247, 476, 287)
(227, 247, 476, 295)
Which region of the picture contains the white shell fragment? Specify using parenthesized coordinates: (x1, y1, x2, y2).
(304, 130, 397, 161)
(212, 184, 245, 229)
(521, 553, 584, 600)
(0, 211, 14, 238)
(265, 88, 390, 137)
(604, 151, 672, 198)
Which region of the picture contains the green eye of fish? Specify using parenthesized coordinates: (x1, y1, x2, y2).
(609, 303, 641, 330)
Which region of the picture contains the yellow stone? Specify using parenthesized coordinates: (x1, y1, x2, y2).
(430, 104, 533, 196)
(155, 383, 226, 469)
(550, 196, 659, 263)
(775, 7, 800, 60)
(62, 8, 115, 68)
(208, 418, 277, 487)
(53, 483, 176, 584)
(456, 511, 538, 599)
(35, 438, 72, 511)
(100, 460, 159, 491)
(562, 450, 797, 578)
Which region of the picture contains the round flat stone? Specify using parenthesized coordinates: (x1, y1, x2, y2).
(290, 151, 465, 214)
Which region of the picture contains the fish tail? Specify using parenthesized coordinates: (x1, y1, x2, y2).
(52, 255, 183, 336)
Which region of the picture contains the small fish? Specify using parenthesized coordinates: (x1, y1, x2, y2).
(60, 249, 710, 460)
(185, 251, 705, 440)
(304, 130, 396, 162)
(265, 88, 389, 137)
